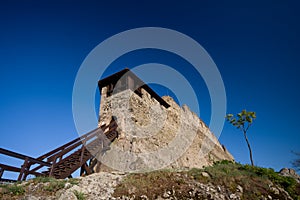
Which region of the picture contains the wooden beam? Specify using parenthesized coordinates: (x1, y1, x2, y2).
(0, 163, 21, 172)
(0, 148, 51, 167)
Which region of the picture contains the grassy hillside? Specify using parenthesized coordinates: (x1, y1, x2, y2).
(113, 161, 300, 199)
(1, 161, 299, 199)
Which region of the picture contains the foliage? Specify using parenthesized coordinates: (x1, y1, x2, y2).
(226, 110, 256, 129)
(32, 176, 67, 192)
(43, 180, 66, 192)
(238, 164, 299, 199)
(226, 109, 256, 166)
(0, 184, 25, 195)
(292, 151, 300, 172)
(33, 176, 57, 183)
(68, 178, 80, 185)
(73, 190, 86, 200)
(33, 176, 79, 185)
(113, 161, 300, 199)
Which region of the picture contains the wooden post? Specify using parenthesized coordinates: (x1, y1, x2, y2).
(18, 157, 29, 181)
(80, 165, 85, 176)
(80, 141, 86, 165)
(0, 167, 4, 179)
(49, 155, 57, 177)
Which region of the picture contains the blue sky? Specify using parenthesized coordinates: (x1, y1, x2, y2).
(0, 0, 299, 177)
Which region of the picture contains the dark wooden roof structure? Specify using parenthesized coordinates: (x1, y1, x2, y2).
(98, 68, 170, 108)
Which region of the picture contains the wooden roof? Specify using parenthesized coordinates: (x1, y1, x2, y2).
(98, 68, 170, 108)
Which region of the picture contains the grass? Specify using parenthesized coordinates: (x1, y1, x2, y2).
(0, 176, 82, 199)
(30, 176, 67, 192)
(43, 180, 66, 192)
(73, 190, 86, 200)
(113, 160, 300, 199)
(32, 176, 57, 183)
(31, 176, 80, 192)
(0, 184, 25, 195)
(113, 170, 188, 199)
(67, 178, 80, 185)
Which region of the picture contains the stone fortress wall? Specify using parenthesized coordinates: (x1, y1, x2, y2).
(95, 84, 233, 172)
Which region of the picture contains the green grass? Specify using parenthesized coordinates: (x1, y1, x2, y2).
(68, 178, 80, 185)
(0, 184, 25, 195)
(33, 176, 57, 183)
(237, 163, 299, 199)
(43, 180, 66, 192)
(113, 160, 300, 199)
(73, 190, 86, 200)
(0, 176, 81, 199)
(31, 176, 67, 192)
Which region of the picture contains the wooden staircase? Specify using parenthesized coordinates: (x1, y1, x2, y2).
(0, 118, 118, 181)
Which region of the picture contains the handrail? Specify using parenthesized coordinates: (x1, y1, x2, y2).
(28, 128, 108, 178)
(0, 163, 21, 173)
(36, 126, 105, 161)
(45, 127, 104, 162)
(0, 148, 51, 167)
(0, 118, 118, 181)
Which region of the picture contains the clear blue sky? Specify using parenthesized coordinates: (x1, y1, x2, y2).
(0, 0, 299, 175)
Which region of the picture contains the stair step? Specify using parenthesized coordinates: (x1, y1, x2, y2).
(36, 121, 119, 179)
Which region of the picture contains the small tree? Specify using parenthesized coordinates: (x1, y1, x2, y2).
(226, 110, 256, 166)
(292, 151, 300, 172)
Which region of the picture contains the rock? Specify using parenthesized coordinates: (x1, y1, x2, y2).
(64, 182, 72, 189)
(0, 187, 8, 194)
(236, 185, 243, 193)
(23, 196, 40, 200)
(229, 193, 241, 199)
(140, 194, 148, 200)
(163, 191, 170, 198)
(267, 195, 272, 199)
(270, 187, 280, 195)
(201, 172, 210, 178)
(58, 190, 77, 200)
(279, 168, 300, 183)
(128, 186, 137, 194)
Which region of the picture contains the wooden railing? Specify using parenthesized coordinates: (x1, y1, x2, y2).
(0, 148, 51, 181)
(0, 119, 118, 181)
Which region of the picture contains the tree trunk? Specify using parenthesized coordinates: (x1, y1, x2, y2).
(243, 131, 254, 166)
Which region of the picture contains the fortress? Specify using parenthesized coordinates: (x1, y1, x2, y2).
(93, 68, 233, 172)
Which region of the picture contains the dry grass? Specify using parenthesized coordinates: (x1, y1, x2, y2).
(113, 161, 300, 199)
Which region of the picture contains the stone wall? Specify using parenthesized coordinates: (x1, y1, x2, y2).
(95, 86, 233, 172)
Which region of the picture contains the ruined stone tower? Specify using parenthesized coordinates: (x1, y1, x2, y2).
(95, 68, 233, 172)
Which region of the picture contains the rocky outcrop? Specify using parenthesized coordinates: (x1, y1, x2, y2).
(0, 172, 125, 200)
(279, 168, 300, 183)
(96, 88, 233, 172)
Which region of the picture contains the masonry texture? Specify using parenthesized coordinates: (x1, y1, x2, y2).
(95, 86, 233, 172)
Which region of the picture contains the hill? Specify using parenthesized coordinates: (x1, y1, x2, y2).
(1, 161, 299, 200)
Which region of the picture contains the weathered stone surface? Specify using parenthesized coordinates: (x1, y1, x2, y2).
(279, 168, 300, 183)
(236, 185, 243, 193)
(201, 171, 210, 178)
(73, 172, 124, 200)
(96, 88, 233, 172)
